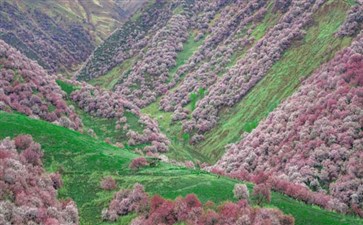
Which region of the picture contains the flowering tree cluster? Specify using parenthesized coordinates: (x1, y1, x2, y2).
(192, 0, 227, 39)
(115, 13, 190, 107)
(253, 184, 271, 206)
(86, 0, 228, 82)
(216, 169, 351, 215)
(126, 115, 170, 154)
(158, 0, 331, 142)
(336, 5, 363, 37)
(69, 82, 170, 153)
(101, 183, 149, 221)
(102, 184, 295, 225)
(273, 0, 292, 13)
(0, 135, 79, 224)
(0, 1, 93, 73)
(216, 33, 363, 214)
(0, 40, 82, 130)
(129, 157, 149, 171)
(269, 177, 349, 214)
(79, 0, 230, 100)
(70, 84, 139, 119)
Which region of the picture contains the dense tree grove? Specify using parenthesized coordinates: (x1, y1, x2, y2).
(158, 0, 352, 143)
(79, 0, 230, 97)
(127, 115, 170, 153)
(113, 0, 243, 108)
(102, 184, 295, 225)
(70, 84, 139, 119)
(70, 82, 170, 153)
(0, 1, 94, 73)
(0, 40, 82, 130)
(115, 14, 190, 107)
(216, 33, 363, 214)
(0, 135, 79, 224)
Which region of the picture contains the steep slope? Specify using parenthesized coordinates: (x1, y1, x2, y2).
(216, 32, 363, 213)
(0, 0, 147, 74)
(1, 111, 363, 225)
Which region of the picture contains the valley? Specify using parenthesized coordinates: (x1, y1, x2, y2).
(0, 0, 362, 224)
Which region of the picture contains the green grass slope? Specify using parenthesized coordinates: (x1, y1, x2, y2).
(1, 111, 362, 225)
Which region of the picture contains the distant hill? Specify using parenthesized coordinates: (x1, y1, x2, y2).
(0, 0, 147, 74)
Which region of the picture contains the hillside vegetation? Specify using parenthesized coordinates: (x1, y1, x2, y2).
(1, 0, 363, 224)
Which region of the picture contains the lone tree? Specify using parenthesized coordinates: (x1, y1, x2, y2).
(129, 157, 149, 171)
(253, 184, 271, 206)
(233, 184, 249, 201)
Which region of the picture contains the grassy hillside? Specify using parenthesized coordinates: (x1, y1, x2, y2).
(1, 111, 362, 225)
